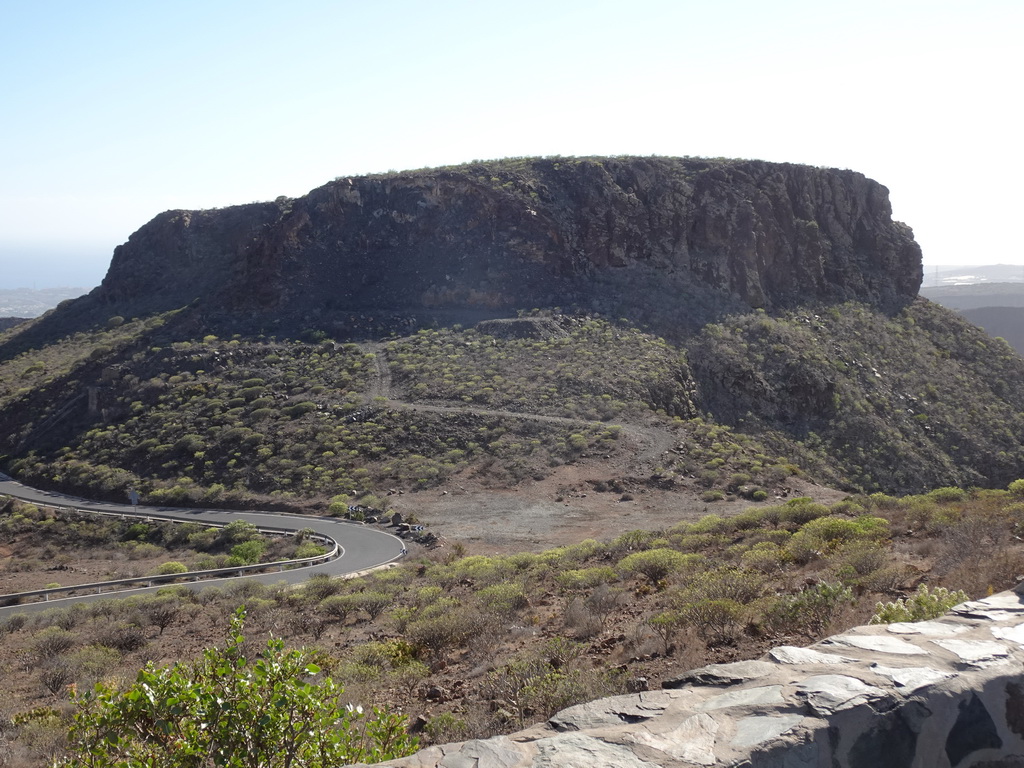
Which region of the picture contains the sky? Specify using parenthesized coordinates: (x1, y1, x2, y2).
(1, 0, 1021, 289)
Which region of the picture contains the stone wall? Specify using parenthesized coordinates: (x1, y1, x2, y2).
(373, 588, 1024, 767)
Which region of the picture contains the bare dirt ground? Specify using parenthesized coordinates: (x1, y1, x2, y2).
(382, 441, 847, 556)
(0, 546, 176, 594)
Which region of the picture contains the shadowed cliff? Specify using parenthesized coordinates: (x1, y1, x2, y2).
(89, 157, 922, 337)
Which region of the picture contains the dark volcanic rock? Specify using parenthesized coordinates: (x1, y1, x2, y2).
(91, 157, 922, 335)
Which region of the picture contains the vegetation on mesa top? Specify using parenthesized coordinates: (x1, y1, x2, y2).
(3, 482, 1024, 765)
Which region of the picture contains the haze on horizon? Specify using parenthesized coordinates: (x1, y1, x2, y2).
(1, 0, 1020, 290)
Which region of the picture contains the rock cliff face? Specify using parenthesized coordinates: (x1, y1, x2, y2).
(94, 157, 922, 333)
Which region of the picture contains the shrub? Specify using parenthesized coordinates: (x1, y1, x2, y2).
(294, 541, 327, 559)
(679, 599, 745, 644)
(405, 610, 480, 658)
(60, 610, 418, 767)
(618, 548, 694, 587)
(33, 627, 76, 660)
(477, 582, 529, 617)
(740, 541, 789, 574)
(646, 610, 685, 653)
(424, 712, 471, 744)
(870, 584, 969, 624)
(40, 659, 75, 696)
(304, 573, 344, 602)
(142, 596, 183, 635)
(230, 539, 268, 564)
(927, 486, 967, 503)
(66, 645, 122, 688)
(765, 581, 854, 635)
(150, 561, 189, 576)
(555, 566, 619, 593)
(95, 622, 147, 653)
(354, 591, 395, 620)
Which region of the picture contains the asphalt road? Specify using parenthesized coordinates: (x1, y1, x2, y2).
(0, 474, 406, 616)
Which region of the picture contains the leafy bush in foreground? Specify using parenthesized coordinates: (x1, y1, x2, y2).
(61, 609, 417, 768)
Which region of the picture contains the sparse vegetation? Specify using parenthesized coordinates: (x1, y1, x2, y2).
(3, 483, 1024, 765)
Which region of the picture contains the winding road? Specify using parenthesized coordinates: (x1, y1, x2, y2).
(0, 473, 406, 616)
(0, 341, 676, 616)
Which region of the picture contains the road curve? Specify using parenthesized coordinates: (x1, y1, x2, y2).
(0, 474, 406, 616)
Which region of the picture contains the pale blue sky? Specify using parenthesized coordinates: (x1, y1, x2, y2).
(1, 0, 1020, 288)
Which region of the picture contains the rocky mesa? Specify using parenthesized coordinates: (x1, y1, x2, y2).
(92, 156, 922, 333)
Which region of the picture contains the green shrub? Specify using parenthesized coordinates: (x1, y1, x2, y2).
(679, 599, 745, 644)
(60, 610, 418, 767)
(870, 584, 969, 624)
(151, 561, 189, 576)
(765, 581, 854, 635)
(618, 548, 694, 587)
(477, 582, 529, 616)
(927, 486, 967, 503)
(230, 539, 268, 564)
(740, 541, 789, 574)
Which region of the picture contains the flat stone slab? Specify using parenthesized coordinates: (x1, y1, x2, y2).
(768, 645, 856, 665)
(870, 663, 953, 692)
(952, 596, 1024, 621)
(442, 739, 527, 768)
(931, 638, 1010, 667)
(533, 733, 660, 767)
(623, 713, 719, 766)
(665, 660, 777, 687)
(886, 620, 968, 636)
(795, 674, 886, 714)
(698, 685, 785, 712)
(974, 592, 1024, 610)
(992, 623, 1024, 646)
(548, 693, 671, 732)
(730, 714, 804, 749)
(826, 634, 929, 656)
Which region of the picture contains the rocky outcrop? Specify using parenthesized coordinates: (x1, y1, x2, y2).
(91, 157, 922, 334)
(96, 201, 287, 309)
(374, 588, 1024, 767)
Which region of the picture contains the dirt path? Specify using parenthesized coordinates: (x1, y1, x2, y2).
(360, 341, 679, 475)
(354, 341, 848, 554)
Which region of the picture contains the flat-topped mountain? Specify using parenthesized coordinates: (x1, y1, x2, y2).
(1, 156, 1021, 505)
(90, 157, 921, 335)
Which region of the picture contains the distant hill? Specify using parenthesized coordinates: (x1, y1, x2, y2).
(920, 282, 1024, 310)
(920, 282, 1024, 355)
(959, 306, 1024, 355)
(0, 286, 90, 318)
